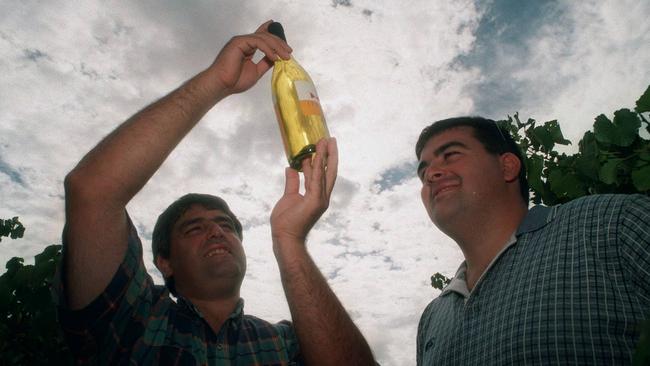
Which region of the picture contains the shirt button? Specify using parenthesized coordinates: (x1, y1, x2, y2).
(217, 343, 223, 350)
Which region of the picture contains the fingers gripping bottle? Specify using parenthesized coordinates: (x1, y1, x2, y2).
(268, 22, 330, 170)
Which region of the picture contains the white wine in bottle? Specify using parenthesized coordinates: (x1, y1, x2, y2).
(269, 22, 330, 170)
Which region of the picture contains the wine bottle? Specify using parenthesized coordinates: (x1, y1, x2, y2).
(268, 22, 330, 170)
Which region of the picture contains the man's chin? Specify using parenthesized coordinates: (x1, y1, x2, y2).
(431, 206, 462, 230)
(207, 263, 244, 279)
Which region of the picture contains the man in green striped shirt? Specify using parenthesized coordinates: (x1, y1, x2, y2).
(415, 116, 649, 365)
(55, 20, 375, 365)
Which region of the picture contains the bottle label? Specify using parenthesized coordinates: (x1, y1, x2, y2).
(295, 80, 323, 116)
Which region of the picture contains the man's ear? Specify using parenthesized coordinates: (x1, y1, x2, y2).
(155, 255, 173, 279)
(501, 152, 522, 183)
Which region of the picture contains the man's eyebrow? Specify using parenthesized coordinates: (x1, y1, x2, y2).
(433, 141, 468, 156)
(178, 217, 203, 231)
(178, 214, 233, 231)
(212, 216, 234, 226)
(417, 141, 469, 176)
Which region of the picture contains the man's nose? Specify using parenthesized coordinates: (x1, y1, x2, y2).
(425, 165, 447, 183)
(207, 221, 226, 238)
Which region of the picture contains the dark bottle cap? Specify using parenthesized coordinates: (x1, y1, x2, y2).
(268, 22, 287, 42)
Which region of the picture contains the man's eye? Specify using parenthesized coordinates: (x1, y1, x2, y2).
(444, 151, 460, 159)
(220, 223, 234, 232)
(186, 226, 201, 234)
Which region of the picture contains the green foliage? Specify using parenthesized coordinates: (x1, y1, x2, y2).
(636, 85, 650, 115)
(498, 107, 649, 206)
(1, 220, 70, 364)
(430, 272, 452, 290)
(0, 217, 25, 242)
(0, 244, 71, 365)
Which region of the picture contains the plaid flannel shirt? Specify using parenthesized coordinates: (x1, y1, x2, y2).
(417, 194, 650, 365)
(53, 215, 302, 365)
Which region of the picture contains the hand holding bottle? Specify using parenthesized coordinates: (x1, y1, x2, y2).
(270, 138, 338, 250)
(270, 137, 377, 366)
(208, 20, 292, 98)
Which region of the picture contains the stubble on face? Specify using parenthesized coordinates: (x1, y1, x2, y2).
(418, 127, 504, 232)
(168, 206, 247, 298)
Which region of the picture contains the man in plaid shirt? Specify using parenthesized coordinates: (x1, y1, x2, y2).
(56, 20, 375, 365)
(415, 117, 649, 365)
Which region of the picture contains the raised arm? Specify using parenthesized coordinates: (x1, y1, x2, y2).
(63, 21, 292, 310)
(270, 138, 376, 365)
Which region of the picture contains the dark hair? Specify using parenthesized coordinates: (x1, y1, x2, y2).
(152, 193, 243, 294)
(415, 116, 530, 203)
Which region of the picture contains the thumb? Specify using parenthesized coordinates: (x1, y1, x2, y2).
(284, 167, 300, 195)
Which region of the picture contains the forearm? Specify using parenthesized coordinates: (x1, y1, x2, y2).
(63, 68, 226, 309)
(65, 67, 226, 206)
(275, 240, 375, 366)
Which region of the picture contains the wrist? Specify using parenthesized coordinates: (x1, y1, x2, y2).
(272, 235, 308, 261)
(200, 66, 231, 102)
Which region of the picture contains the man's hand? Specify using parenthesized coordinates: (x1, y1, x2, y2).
(270, 138, 338, 247)
(270, 138, 375, 365)
(209, 20, 293, 97)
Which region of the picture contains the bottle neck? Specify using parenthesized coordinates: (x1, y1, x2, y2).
(275, 56, 294, 63)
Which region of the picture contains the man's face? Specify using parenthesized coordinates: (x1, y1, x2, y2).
(417, 126, 507, 231)
(158, 204, 246, 299)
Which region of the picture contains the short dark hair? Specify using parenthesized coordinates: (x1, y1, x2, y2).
(152, 193, 243, 294)
(415, 116, 530, 203)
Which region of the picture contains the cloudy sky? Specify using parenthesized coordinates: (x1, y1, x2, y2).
(1, 0, 649, 364)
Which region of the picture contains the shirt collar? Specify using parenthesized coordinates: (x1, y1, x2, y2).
(440, 233, 517, 299)
(441, 262, 471, 298)
(516, 204, 554, 235)
(439, 205, 555, 298)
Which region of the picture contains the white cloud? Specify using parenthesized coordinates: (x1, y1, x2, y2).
(512, 0, 650, 144)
